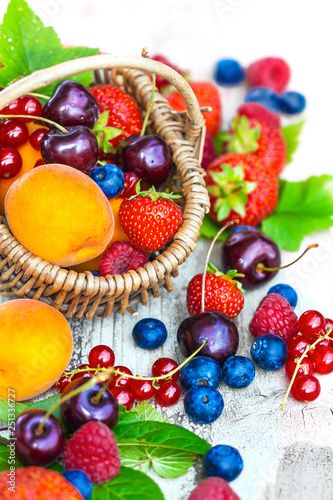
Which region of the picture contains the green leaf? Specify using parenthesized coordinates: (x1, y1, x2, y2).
(0, 443, 23, 472)
(28, 394, 61, 418)
(92, 466, 164, 500)
(0, 0, 99, 95)
(262, 175, 333, 251)
(0, 398, 29, 422)
(282, 121, 305, 164)
(117, 402, 169, 426)
(114, 421, 211, 478)
(199, 216, 230, 241)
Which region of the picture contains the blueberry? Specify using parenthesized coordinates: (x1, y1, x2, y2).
(229, 225, 259, 234)
(204, 445, 243, 482)
(279, 91, 306, 115)
(184, 386, 224, 424)
(91, 270, 100, 276)
(132, 318, 167, 350)
(267, 283, 298, 308)
(180, 356, 223, 391)
(244, 87, 281, 113)
(251, 334, 287, 371)
(213, 59, 245, 87)
(90, 164, 124, 199)
(222, 356, 255, 388)
(62, 470, 93, 500)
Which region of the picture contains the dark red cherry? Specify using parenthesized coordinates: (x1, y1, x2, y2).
(29, 128, 48, 150)
(222, 230, 281, 289)
(298, 310, 326, 339)
(290, 375, 321, 402)
(110, 387, 135, 410)
(89, 345, 115, 368)
(20, 95, 42, 122)
(0, 146, 22, 178)
(0, 119, 29, 147)
(41, 125, 99, 174)
(285, 357, 314, 380)
(154, 381, 181, 407)
(152, 358, 179, 382)
(15, 409, 65, 466)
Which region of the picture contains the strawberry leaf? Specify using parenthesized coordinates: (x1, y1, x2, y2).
(262, 175, 333, 251)
(282, 121, 305, 164)
(0, 0, 99, 96)
(199, 216, 230, 242)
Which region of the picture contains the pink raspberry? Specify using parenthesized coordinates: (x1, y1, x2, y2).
(99, 240, 148, 276)
(247, 57, 290, 93)
(188, 477, 240, 500)
(237, 102, 281, 129)
(63, 420, 121, 484)
(249, 293, 298, 342)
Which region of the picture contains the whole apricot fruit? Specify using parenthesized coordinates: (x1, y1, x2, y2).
(0, 299, 73, 401)
(5, 164, 114, 266)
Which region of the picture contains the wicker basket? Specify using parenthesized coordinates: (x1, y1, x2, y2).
(0, 54, 209, 319)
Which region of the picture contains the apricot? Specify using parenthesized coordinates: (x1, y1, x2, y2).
(0, 299, 73, 401)
(5, 164, 114, 266)
(0, 123, 44, 215)
(70, 196, 129, 272)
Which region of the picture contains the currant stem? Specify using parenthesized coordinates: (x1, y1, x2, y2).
(0, 114, 68, 134)
(140, 73, 156, 138)
(27, 92, 50, 100)
(200, 220, 239, 314)
(281, 327, 332, 411)
(257, 244, 319, 273)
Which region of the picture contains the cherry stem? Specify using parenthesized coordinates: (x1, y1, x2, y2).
(256, 244, 318, 273)
(0, 114, 68, 134)
(281, 327, 332, 411)
(0, 438, 8, 446)
(200, 220, 239, 314)
(27, 92, 50, 100)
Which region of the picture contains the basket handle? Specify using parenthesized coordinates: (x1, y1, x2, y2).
(0, 54, 204, 127)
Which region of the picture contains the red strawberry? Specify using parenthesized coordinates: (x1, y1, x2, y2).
(237, 102, 281, 129)
(201, 129, 217, 170)
(99, 240, 148, 276)
(90, 85, 143, 152)
(206, 153, 278, 227)
(187, 264, 244, 318)
(247, 57, 291, 93)
(0, 466, 83, 499)
(166, 81, 222, 136)
(119, 186, 183, 251)
(249, 293, 299, 342)
(152, 54, 187, 91)
(225, 115, 286, 175)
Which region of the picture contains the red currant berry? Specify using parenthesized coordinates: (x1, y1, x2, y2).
(34, 159, 45, 168)
(285, 357, 314, 380)
(290, 375, 321, 402)
(88, 345, 115, 369)
(72, 364, 94, 381)
(131, 379, 155, 401)
(286, 335, 311, 358)
(0, 98, 23, 116)
(152, 358, 179, 383)
(121, 172, 140, 198)
(0, 119, 29, 147)
(110, 366, 133, 389)
(55, 374, 71, 393)
(308, 345, 333, 374)
(0, 146, 22, 178)
(298, 310, 326, 339)
(110, 387, 135, 410)
(154, 381, 181, 407)
(325, 318, 333, 340)
(19, 95, 42, 121)
(29, 127, 48, 150)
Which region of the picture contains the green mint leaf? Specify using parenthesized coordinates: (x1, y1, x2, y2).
(91, 466, 164, 500)
(199, 216, 230, 242)
(282, 121, 305, 164)
(0, 0, 98, 96)
(262, 175, 333, 251)
(0, 397, 29, 422)
(117, 402, 169, 425)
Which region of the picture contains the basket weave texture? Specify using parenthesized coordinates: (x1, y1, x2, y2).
(0, 54, 210, 319)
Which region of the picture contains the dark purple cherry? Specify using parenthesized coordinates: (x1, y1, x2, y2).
(15, 409, 65, 467)
(222, 229, 281, 289)
(61, 378, 119, 433)
(119, 134, 172, 186)
(42, 80, 100, 129)
(177, 311, 239, 366)
(41, 125, 99, 174)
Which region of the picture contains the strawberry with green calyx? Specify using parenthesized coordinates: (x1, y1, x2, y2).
(118, 184, 183, 251)
(92, 110, 124, 155)
(220, 115, 287, 175)
(187, 263, 245, 318)
(206, 153, 278, 227)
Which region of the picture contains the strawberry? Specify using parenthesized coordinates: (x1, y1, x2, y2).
(90, 85, 143, 153)
(118, 186, 183, 251)
(223, 115, 286, 175)
(166, 82, 222, 136)
(187, 264, 245, 319)
(206, 153, 278, 227)
(247, 57, 291, 93)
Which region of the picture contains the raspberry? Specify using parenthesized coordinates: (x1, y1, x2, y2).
(63, 420, 121, 484)
(249, 293, 298, 342)
(99, 240, 148, 276)
(237, 102, 281, 129)
(188, 477, 240, 500)
(247, 57, 291, 93)
(0, 466, 83, 499)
